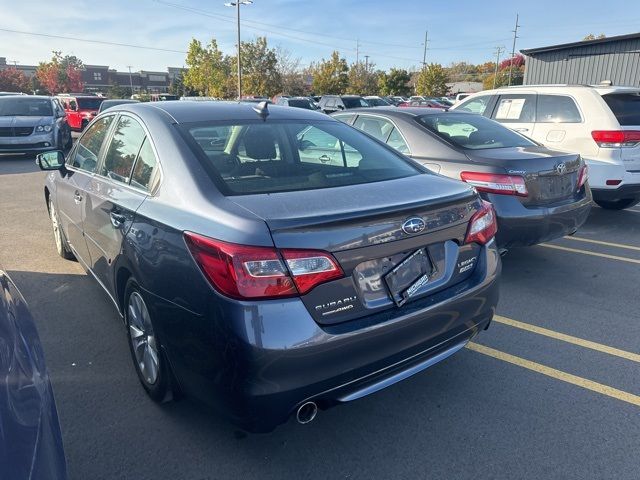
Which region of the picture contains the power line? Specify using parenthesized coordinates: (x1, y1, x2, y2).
(0, 27, 187, 54)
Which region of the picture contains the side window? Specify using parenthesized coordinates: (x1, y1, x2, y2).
(332, 113, 356, 124)
(69, 100, 77, 111)
(100, 115, 146, 185)
(297, 125, 362, 167)
(131, 137, 159, 191)
(492, 94, 536, 123)
(456, 96, 491, 115)
(536, 95, 582, 123)
(325, 98, 336, 108)
(70, 116, 114, 172)
(353, 116, 394, 142)
(387, 128, 410, 154)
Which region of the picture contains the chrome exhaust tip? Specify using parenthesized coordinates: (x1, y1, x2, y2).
(296, 401, 318, 424)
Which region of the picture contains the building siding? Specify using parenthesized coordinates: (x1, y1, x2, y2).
(523, 37, 640, 87)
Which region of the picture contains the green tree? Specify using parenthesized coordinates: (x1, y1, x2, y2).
(183, 38, 230, 97)
(415, 63, 448, 96)
(228, 37, 281, 97)
(169, 72, 195, 97)
(107, 84, 131, 99)
(348, 62, 379, 95)
(310, 51, 349, 95)
(378, 68, 411, 96)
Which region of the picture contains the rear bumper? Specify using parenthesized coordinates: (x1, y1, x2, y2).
(591, 183, 640, 202)
(487, 189, 592, 248)
(154, 240, 501, 432)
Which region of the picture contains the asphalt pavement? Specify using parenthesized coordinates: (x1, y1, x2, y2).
(1, 154, 639, 480)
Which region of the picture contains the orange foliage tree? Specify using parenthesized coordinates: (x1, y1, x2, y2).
(36, 51, 84, 94)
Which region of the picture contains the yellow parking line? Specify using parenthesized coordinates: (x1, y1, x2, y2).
(466, 342, 640, 407)
(539, 243, 640, 264)
(494, 315, 640, 363)
(563, 236, 640, 251)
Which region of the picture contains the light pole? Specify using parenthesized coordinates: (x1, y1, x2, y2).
(127, 66, 134, 94)
(224, 0, 253, 100)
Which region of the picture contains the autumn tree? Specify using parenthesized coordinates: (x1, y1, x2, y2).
(347, 61, 379, 95)
(311, 51, 349, 95)
(275, 46, 308, 95)
(35, 51, 84, 94)
(184, 38, 230, 97)
(378, 68, 411, 96)
(415, 63, 448, 96)
(228, 37, 281, 97)
(583, 33, 606, 41)
(0, 68, 30, 93)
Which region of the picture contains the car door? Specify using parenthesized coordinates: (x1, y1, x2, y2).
(489, 93, 537, 138)
(82, 114, 151, 293)
(531, 94, 584, 150)
(56, 115, 115, 266)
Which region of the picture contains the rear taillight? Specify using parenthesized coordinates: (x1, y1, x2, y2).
(184, 232, 343, 300)
(464, 201, 498, 245)
(577, 164, 588, 190)
(591, 130, 640, 148)
(460, 171, 528, 197)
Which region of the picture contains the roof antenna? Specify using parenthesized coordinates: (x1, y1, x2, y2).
(252, 101, 269, 121)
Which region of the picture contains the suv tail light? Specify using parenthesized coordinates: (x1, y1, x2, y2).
(464, 201, 498, 245)
(460, 171, 528, 197)
(577, 164, 588, 190)
(591, 130, 640, 148)
(184, 232, 343, 300)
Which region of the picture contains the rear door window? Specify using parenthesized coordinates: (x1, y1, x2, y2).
(537, 95, 582, 123)
(353, 116, 394, 142)
(492, 94, 536, 123)
(602, 93, 640, 126)
(387, 128, 410, 154)
(100, 115, 146, 185)
(70, 116, 115, 172)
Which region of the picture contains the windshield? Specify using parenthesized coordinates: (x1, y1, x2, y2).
(417, 113, 536, 150)
(183, 119, 419, 195)
(366, 98, 390, 107)
(288, 99, 315, 109)
(602, 92, 640, 126)
(76, 98, 104, 110)
(343, 97, 369, 108)
(0, 97, 53, 116)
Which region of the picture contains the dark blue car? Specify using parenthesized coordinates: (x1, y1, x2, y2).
(0, 266, 67, 479)
(37, 101, 500, 432)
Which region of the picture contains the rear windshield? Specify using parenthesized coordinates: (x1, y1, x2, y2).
(602, 93, 640, 126)
(0, 97, 52, 117)
(343, 97, 369, 108)
(77, 98, 104, 110)
(183, 119, 420, 195)
(288, 99, 314, 109)
(417, 113, 536, 150)
(366, 98, 389, 107)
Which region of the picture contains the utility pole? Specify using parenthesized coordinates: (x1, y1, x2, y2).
(364, 55, 369, 72)
(422, 31, 429, 69)
(508, 14, 520, 86)
(126, 66, 134, 93)
(356, 38, 360, 65)
(493, 46, 505, 89)
(225, 1, 253, 99)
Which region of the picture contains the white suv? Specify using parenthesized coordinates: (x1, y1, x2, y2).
(452, 85, 640, 209)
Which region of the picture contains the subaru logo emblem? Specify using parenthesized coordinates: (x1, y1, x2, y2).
(402, 217, 426, 235)
(555, 162, 567, 175)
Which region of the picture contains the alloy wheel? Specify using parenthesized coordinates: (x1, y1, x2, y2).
(127, 292, 160, 385)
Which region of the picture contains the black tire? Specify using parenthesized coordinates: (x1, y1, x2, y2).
(80, 119, 88, 131)
(594, 198, 640, 210)
(49, 198, 75, 260)
(124, 279, 174, 403)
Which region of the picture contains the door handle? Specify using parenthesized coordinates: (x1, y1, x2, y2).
(318, 154, 331, 163)
(110, 212, 126, 228)
(73, 191, 82, 204)
(514, 128, 529, 132)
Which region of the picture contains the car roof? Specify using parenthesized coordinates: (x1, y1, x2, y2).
(0, 95, 52, 100)
(343, 107, 454, 117)
(115, 100, 332, 124)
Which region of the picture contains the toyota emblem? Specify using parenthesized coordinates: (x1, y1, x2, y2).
(402, 217, 426, 235)
(555, 162, 567, 175)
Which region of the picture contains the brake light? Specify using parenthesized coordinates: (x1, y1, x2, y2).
(464, 201, 498, 245)
(577, 164, 588, 190)
(460, 171, 528, 197)
(591, 130, 640, 147)
(184, 232, 343, 299)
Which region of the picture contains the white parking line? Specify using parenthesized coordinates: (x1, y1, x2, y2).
(562, 236, 640, 251)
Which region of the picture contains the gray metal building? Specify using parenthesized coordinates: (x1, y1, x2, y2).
(521, 32, 640, 87)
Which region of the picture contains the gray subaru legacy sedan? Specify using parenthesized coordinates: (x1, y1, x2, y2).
(37, 101, 500, 432)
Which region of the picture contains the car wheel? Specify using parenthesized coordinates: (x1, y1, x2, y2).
(125, 280, 173, 403)
(49, 199, 75, 260)
(81, 120, 88, 131)
(594, 198, 640, 210)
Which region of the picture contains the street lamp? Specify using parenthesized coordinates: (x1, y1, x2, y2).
(224, 0, 253, 100)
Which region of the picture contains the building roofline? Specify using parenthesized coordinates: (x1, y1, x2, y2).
(521, 31, 640, 55)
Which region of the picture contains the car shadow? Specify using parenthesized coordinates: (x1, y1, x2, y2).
(0, 155, 40, 175)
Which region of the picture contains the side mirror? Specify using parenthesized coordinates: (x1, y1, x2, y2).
(337, 105, 345, 110)
(36, 151, 66, 171)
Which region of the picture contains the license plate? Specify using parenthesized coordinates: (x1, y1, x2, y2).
(383, 248, 434, 307)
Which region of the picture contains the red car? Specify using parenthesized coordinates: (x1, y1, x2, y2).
(56, 94, 104, 131)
